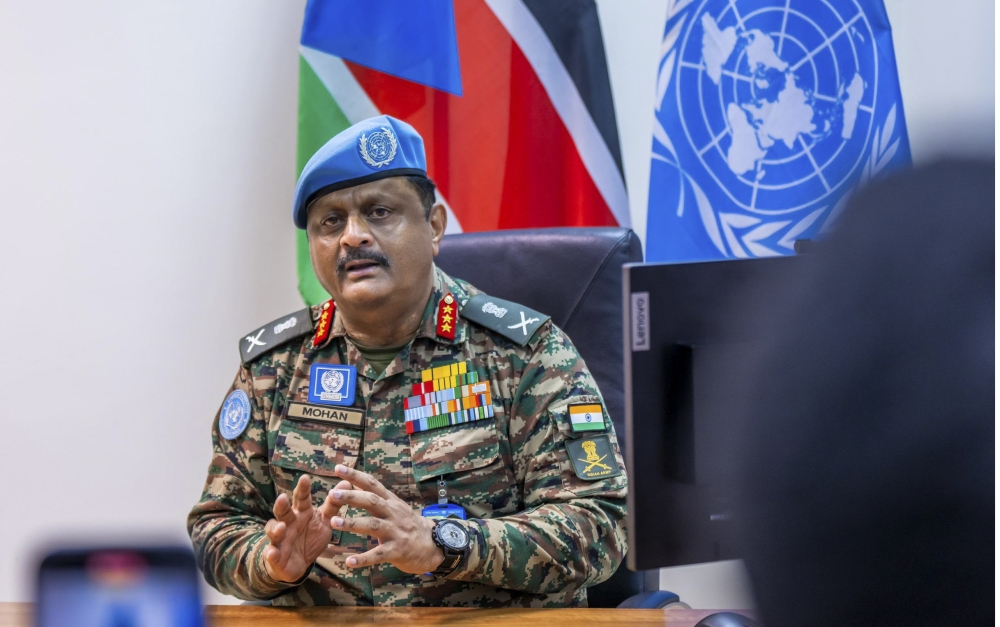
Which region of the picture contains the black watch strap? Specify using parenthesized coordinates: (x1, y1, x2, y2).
(431, 551, 464, 576)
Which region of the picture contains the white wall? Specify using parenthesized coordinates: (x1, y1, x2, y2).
(883, 0, 995, 162)
(0, 0, 992, 607)
(0, 0, 307, 603)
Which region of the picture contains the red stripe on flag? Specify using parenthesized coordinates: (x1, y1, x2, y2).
(498, 44, 617, 228)
(343, 0, 617, 231)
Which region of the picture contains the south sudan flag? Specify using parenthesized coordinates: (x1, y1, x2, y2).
(296, 0, 627, 305)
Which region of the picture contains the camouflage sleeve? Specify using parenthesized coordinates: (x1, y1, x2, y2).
(447, 323, 629, 593)
(185, 362, 294, 600)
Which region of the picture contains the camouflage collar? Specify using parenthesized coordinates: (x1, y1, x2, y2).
(321, 265, 475, 348)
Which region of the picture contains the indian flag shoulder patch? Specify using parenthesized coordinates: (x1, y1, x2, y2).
(568, 403, 606, 433)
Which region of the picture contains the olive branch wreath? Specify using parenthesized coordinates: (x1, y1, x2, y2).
(359, 126, 398, 168)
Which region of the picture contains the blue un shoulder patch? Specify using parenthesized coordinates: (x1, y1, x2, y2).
(219, 389, 251, 440)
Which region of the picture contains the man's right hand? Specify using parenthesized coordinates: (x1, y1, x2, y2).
(262, 474, 346, 582)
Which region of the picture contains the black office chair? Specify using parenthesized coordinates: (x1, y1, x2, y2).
(437, 227, 679, 609)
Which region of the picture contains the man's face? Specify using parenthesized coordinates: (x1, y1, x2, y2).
(306, 177, 446, 310)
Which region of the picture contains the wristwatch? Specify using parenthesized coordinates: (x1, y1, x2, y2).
(430, 519, 471, 576)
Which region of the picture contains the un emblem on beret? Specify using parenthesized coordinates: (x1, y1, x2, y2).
(358, 125, 398, 169)
(219, 389, 251, 440)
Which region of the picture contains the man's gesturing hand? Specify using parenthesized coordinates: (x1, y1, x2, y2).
(262, 474, 342, 582)
(324, 464, 447, 575)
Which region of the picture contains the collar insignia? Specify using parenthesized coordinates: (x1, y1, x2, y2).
(312, 300, 335, 349)
(436, 293, 457, 340)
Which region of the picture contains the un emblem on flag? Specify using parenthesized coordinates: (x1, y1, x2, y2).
(359, 125, 399, 169)
(649, 0, 909, 260)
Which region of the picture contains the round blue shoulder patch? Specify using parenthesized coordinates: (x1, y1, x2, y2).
(219, 389, 251, 440)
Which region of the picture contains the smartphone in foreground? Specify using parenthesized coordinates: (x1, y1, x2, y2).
(36, 546, 203, 627)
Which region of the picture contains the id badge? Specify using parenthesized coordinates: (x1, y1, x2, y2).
(421, 503, 467, 520)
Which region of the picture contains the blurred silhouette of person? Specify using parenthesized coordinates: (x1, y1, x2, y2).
(725, 160, 994, 627)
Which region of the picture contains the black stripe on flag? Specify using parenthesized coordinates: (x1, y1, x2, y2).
(523, 0, 624, 179)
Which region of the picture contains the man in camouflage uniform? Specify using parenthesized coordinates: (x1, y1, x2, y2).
(187, 116, 628, 606)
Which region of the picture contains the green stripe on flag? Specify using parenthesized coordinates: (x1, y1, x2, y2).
(570, 406, 606, 431)
(571, 420, 606, 432)
(295, 54, 352, 305)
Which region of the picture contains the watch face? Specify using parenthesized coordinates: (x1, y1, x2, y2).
(439, 522, 469, 549)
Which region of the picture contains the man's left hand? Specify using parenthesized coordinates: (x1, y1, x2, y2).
(324, 464, 447, 574)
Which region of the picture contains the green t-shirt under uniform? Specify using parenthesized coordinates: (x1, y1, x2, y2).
(353, 340, 410, 377)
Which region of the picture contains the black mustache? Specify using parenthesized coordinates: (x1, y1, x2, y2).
(336, 249, 390, 273)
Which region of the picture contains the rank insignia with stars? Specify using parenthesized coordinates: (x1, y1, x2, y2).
(312, 299, 335, 348)
(436, 293, 457, 340)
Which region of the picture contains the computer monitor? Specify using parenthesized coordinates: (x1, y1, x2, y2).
(623, 257, 800, 571)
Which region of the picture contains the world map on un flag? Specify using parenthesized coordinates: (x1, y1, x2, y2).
(647, 0, 911, 261)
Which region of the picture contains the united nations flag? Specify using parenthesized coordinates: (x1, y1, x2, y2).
(647, 0, 911, 261)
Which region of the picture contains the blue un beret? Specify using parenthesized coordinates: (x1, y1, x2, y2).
(292, 115, 427, 229)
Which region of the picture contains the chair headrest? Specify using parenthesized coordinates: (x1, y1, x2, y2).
(437, 227, 641, 328)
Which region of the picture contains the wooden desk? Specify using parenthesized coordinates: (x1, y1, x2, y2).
(0, 603, 751, 626)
